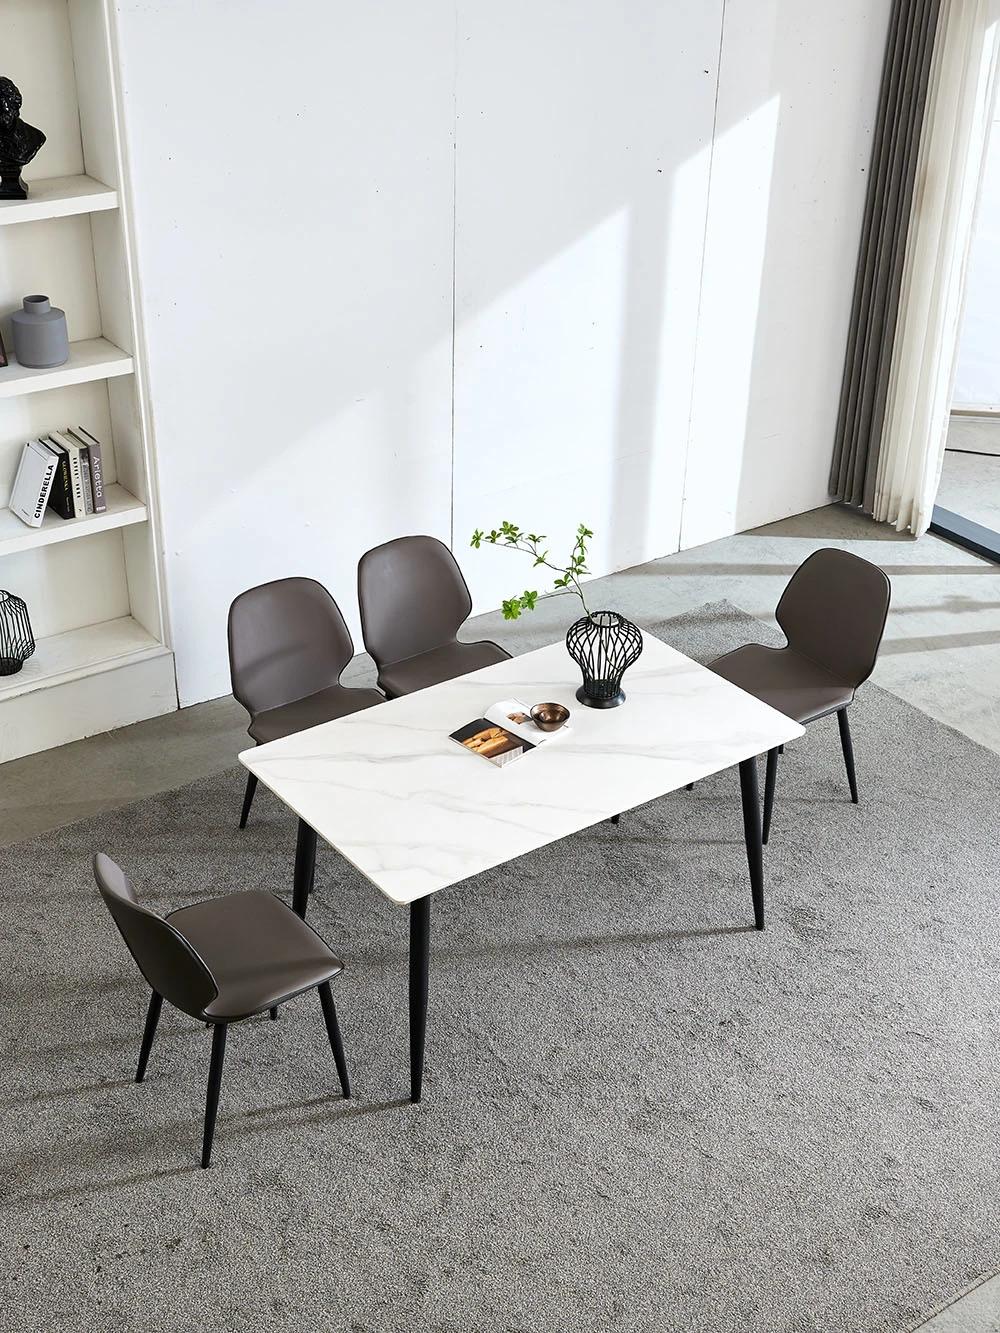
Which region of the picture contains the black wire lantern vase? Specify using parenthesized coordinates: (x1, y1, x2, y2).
(0, 590, 35, 675)
(565, 610, 643, 709)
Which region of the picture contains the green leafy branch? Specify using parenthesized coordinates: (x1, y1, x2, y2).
(470, 520, 594, 620)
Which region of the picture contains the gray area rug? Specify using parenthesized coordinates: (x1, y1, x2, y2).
(3, 601, 1000, 1333)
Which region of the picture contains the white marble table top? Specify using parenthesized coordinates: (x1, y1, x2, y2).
(241, 632, 804, 906)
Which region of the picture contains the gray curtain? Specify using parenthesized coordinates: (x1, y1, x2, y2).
(830, 0, 942, 511)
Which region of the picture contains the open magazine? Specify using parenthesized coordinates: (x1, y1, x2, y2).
(449, 698, 569, 768)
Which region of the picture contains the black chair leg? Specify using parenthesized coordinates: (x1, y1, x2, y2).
(837, 707, 859, 804)
(610, 813, 621, 826)
(763, 747, 778, 845)
(238, 772, 258, 829)
(269, 1007, 278, 1021)
(135, 991, 162, 1083)
(202, 1023, 228, 1168)
(684, 783, 694, 792)
(318, 982, 351, 1098)
(738, 757, 765, 930)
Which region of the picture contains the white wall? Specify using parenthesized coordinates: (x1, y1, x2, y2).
(115, 1, 456, 705)
(682, 0, 892, 548)
(954, 104, 1000, 409)
(452, 0, 721, 612)
(114, 0, 891, 706)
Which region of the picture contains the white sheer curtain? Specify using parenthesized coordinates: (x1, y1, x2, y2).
(873, 0, 1000, 534)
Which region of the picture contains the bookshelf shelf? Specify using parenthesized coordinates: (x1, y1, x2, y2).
(0, 174, 118, 227)
(0, 483, 146, 557)
(0, 616, 167, 703)
(0, 339, 134, 401)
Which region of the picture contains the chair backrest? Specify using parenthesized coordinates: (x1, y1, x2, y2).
(358, 534, 473, 667)
(776, 548, 891, 688)
(93, 853, 218, 1019)
(228, 577, 355, 719)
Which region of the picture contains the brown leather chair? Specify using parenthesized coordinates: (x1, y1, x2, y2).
(357, 535, 510, 696)
(228, 577, 384, 827)
(709, 548, 890, 843)
(94, 853, 350, 1168)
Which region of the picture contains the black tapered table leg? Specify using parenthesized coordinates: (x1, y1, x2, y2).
(238, 771, 258, 829)
(135, 991, 162, 1083)
(762, 747, 778, 845)
(292, 818, 317, 918)
(318, 981, 351, 1098)
(610, 813, 621, 826)
(739, 756, 765, 930)
(685, 782, 694, 792)
(837, 707, 859, 804)
(409, 896, 431, 1103)
(268, 1007, 278, 1021)
(202, 1022, 227, 1169)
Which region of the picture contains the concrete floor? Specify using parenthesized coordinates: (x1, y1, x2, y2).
(938, 450, 1000, 531)
(913, 1274, 1000, 1333)
(3, 498, 999, 1331)
(944, 414, 1000, 457)
(938, 413, 1000, 532)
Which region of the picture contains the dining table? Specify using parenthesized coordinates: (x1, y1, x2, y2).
(240, 630, 804, 1101)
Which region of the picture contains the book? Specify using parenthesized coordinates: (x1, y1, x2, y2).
(450, 718, 534, 767)
(79, 443, 95, 515)
(69, 426, 106, 513)
(49, 430, 86, 516)
(449, 698, 569, 768)
(9, 440, 58, 528)
(43, 436, 74, 520)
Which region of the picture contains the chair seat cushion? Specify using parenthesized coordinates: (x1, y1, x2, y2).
(167, 891, 343, 1020)
(249, 684, 384, 744)
(377, 639, 510, 697)
(709, 643, 854, 724)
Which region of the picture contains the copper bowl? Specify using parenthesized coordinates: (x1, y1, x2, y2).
(530, 702, 570, 732)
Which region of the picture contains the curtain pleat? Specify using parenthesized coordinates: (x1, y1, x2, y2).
(829, 0, 942, 510)
(873, 0, 1000, 535)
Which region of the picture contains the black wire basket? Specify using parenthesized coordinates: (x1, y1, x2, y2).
(565, 610, 643, 708)
(0, 590, 35, 675)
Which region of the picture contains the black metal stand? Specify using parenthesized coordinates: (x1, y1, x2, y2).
(575, 685, 625, 709)
(202, 1023, 227, 1169)
(738, 756, 765, 930)
(292, 818, 317, 918)
(409, 897, 431, 1103)
(837, 707, 859, 804)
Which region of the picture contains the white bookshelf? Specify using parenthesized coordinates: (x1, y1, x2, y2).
(0, 0, 176, 762)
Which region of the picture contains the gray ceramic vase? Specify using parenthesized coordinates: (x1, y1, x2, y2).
(11, 294, 69, 368)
